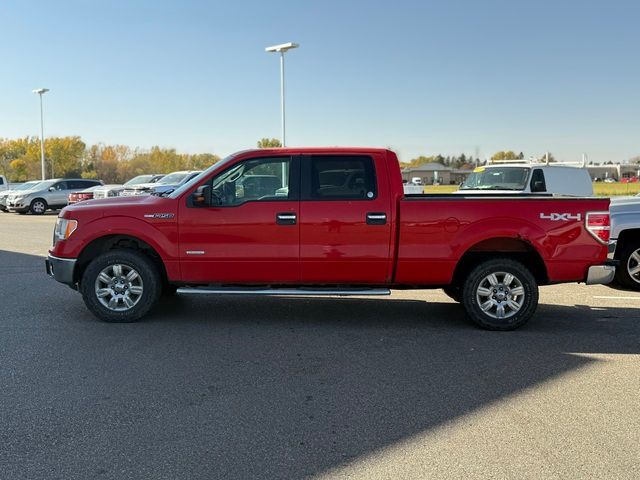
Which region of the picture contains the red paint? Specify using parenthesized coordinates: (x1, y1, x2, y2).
(51, 148, 611, 287)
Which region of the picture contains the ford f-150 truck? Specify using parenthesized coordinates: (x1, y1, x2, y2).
(46, 148, 615, 330)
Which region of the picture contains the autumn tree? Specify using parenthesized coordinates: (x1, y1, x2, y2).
(257, 138, 282, 148)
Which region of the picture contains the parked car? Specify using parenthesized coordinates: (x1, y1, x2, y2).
(67, 185, 104, 205)
(119, 171, 201, 196)
(7, 178, 103, 214)
(0, 180, 41, 212)
(92, 174, 165, 199)
(46, 147, 613, 331)
(457, 161, 593, 196)
(604, 177, 617, 183)
(609, 196, 640, 290)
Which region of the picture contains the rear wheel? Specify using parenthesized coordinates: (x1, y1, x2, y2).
(29, 198, 47, 215)
(80, 250, 162, 322)
(614, 242, 640, 290)
(462, 258, 538, 331)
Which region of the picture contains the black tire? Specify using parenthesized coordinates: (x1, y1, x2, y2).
(442, 286, 461, 302)
(461, 258, 539, 331)
(162, 284, 178, 297)
(613, 241, 640, 290)
(29, 198, 48, 215)
(80, 250, 162, 323)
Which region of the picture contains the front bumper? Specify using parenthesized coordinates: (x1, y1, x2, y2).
(586, 262, 616, 285)
(46, 255, 77, 287)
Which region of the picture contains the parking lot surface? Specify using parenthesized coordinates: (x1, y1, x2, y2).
(1, 213, 639, 479)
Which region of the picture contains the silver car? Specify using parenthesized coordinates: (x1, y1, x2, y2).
(0, 180, 41, 212)
(92, 174, 165, 199)
(6, 178, 103, 214)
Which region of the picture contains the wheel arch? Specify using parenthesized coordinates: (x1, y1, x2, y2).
(75, 234, 169, 286)
(614, 228, 640, 260)
(452, 237, 548, 287)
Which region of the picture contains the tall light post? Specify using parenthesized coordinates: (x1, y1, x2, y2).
(32, 88, 50, 180)
(265, 42, 298, 147)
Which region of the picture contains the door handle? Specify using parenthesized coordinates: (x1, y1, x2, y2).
(276, 213, 297, 225)
(366, 212, 387, 225)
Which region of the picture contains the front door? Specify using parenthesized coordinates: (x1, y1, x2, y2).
(299, 154, 393, 284)
(178, 155, 300, 284)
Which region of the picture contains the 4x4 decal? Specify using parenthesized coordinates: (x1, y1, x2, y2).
(540, 212, 581, 221)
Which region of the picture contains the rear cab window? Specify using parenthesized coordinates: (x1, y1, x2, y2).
(303, 155, 377, 200)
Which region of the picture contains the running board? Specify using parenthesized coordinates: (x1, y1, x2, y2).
(176, 287, 391, 296)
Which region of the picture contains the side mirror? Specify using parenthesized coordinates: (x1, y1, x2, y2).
(49, 187, 55, 192)
(191, 185, 211, 207)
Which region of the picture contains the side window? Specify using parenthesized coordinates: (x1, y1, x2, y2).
(308, 155, 376, 200)
(211, 157, 291, 206)
(530, 169, 546, 192)
(68, 180, 87, 190)
(53, 182, 67, 191)
(0, 177, 4, 185)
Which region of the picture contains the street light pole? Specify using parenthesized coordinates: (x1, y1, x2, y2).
(265, 42, 298, 147)
(32, 88, 50, 180)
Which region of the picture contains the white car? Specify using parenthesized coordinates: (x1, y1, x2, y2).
(92, 174, 165, 199)
(120, 171, 201, 196)
(457, 161, 593, 196)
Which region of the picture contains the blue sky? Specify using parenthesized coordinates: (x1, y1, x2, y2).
(1, 0, 638, 163)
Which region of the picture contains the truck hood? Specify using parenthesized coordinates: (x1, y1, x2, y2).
(61, 194, 171, 217)
(610, 196, 640, 213)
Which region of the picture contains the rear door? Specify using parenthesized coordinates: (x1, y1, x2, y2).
(47, 181, 70, 207)
(299, 154, 393, 284)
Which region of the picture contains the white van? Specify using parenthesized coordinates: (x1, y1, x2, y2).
(456, 159, 593, 196)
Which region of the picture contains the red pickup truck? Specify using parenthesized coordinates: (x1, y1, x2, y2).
(47, 148, 614, 330)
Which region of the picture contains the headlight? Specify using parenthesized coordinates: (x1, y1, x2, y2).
(14, 195, 24, 202)
(53, 218, 78, 243)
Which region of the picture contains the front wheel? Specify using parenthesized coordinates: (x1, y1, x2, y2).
(462, 258, 538, 331)
(613, 242, 640, 290)
(80, 250, 162, 322)
(29, 198, 48, 215)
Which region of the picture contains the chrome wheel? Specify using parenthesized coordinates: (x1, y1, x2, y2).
(475, 271, 525, 320)
(94, 264, 144, 311)
(627, 248, 640, 285)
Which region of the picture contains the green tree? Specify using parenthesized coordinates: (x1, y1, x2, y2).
(491, 150, 519, 161)
(257, 138, 282, 148)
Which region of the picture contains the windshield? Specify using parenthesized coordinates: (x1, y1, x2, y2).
(27, 179, 56, 191)
(168, 152, 242, 199)
(124, 175, 156, 186)
(14, 181, 42, 191)
(157, 172, 190, 185)
(460, 167, 530, 191)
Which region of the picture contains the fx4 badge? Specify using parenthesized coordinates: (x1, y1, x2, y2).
(143, 213, 175, 219)
(540, 212, 581, 221)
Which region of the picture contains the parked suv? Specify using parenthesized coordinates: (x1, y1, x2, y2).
(7, 178, 103, 214)
(0, 180, 41, 211)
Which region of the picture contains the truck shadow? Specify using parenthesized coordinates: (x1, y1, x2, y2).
(2, 248, 640, 480)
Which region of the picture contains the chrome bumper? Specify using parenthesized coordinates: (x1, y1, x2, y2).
(46, 255, 77, 287)
(586, 264, 616, 285)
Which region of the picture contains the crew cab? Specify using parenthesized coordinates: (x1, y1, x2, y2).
(47, 148, 614, 330)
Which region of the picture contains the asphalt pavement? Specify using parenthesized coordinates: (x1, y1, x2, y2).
(1, 212, 639, 480)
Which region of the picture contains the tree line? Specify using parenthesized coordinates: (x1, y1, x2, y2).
(0, 137, 221, 183)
